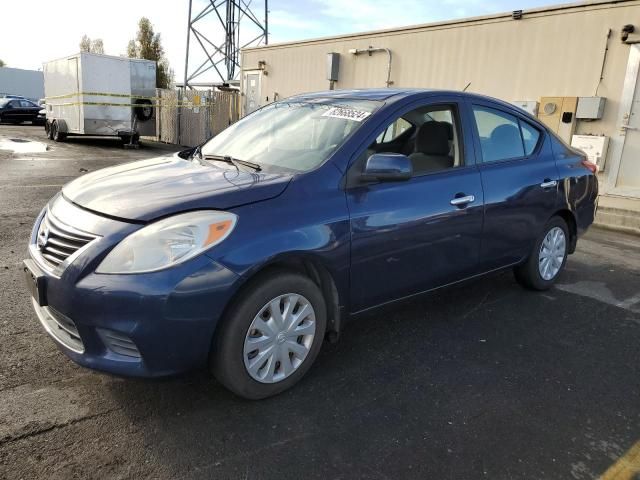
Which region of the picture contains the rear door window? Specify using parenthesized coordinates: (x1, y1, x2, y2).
(472, 106, 524, 162)
(520, 121, 541, 155)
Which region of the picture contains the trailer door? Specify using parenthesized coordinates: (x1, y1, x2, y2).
(68, 57, 81, 132)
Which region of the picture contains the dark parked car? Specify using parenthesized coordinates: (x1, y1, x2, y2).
(24, 89, 598, 399)
(0, 98, 45, 124)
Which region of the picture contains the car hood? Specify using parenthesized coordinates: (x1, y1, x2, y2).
(62, 154, 293, 222)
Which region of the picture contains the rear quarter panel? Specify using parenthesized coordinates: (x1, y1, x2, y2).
(550, 136, 598, 235)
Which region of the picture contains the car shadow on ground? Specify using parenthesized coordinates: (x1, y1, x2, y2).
(103, 269, 640, 478)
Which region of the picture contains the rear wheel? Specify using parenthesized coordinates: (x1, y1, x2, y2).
(514, 216, 569, 290)
(211, 271, 327, 399)
(120, 133, 139, 145)
(51, 120, 66, 142)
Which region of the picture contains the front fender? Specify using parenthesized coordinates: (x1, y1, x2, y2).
(204, 172, 351, 312)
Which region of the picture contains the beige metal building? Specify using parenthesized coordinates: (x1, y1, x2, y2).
(241, 0, 640, 232)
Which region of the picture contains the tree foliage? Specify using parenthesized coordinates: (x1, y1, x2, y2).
(0, 59, 5, 68)
(126, 17, 173, 88)
(91, 39, 104, 54)
(79, 35, 105, 54)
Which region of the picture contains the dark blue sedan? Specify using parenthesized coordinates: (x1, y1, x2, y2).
(24, 89, 598, 399)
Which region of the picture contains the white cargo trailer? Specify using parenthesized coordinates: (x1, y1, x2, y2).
(43, 53, 156, 144)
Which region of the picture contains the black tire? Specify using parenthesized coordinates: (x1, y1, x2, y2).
(51, 120, 66, 142)
(211, 270, 327, 400)
(514, 216, 569, 291)
(120, 133, 139, 145)
(44, 121, 51, 138)
(134, 99, 153, 121)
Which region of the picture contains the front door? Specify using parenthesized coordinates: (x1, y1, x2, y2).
(616, 44, 640, 194)
(4, 100, 22, 122)
(243, 71, 261, 115)
(347, 98, 484, 312)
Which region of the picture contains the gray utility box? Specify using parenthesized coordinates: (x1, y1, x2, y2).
(43, 52, 156, 140)
(327, 53, 340, 82)
(576, 96, 606, 120)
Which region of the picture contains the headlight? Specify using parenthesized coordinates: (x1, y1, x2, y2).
(96, 211, 237, 274)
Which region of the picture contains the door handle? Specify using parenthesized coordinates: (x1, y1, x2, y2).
(621, 124, 637, 130)
(450, 195, 475, 207)
(540, 180, 558, 188)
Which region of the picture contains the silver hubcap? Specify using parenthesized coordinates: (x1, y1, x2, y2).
(538, 226, 566, 281)
(243, 294, 316, 384)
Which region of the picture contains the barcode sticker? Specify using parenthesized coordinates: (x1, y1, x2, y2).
(322, 107, 371, 122)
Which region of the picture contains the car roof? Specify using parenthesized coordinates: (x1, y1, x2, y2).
(286, 88, 525, 112)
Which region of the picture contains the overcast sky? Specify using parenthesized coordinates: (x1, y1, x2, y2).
(2, 0, 562, 82)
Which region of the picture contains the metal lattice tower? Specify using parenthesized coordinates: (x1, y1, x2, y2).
(183, 0, 268, 88)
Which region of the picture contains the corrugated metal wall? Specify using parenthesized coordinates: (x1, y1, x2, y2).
(241, 0, 640, 143)
(0, 67, 44, 101)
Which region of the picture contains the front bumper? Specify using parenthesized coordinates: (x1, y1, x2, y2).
(25, 196, 241, 377)
(27, 254, 240, 377)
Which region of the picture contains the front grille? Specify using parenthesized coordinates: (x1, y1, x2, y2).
(32, 299, 84, 353)
(36, 212, 96, 268)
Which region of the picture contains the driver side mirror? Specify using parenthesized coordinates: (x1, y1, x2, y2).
(361, 153, 413, 182)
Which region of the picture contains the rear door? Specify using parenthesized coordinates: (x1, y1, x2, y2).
(346, 96, 484, 312)
(20, 100, 39, 122)
(467, 100, 559, 270)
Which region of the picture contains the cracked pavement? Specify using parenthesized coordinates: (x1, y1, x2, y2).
(0, 125, 639, 479)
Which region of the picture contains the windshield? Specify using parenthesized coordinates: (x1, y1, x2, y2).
(201, 99, 381, 172)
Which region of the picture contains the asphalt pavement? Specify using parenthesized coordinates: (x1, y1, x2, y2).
(0, 124, 639, 479)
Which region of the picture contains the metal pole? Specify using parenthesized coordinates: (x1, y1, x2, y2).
(183, 0, 193, 90)
(265, 0, 269, 45)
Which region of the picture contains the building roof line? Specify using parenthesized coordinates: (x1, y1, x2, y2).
(243, 0, 639, 52)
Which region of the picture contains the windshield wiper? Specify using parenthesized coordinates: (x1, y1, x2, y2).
(203, 154, 261, 172)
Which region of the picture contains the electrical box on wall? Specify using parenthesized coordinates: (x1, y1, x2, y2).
(538, 96, 577, 144)
(576, 97, 606, 120)
(512, 100, 539, 116)
(327, 53, 340, 82)
(571, 135, 610, 171)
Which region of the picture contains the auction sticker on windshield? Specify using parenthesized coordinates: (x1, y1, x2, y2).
(322, 107, 372, 122)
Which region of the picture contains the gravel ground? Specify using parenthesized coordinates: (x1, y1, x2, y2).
(0, 124, 639, 479)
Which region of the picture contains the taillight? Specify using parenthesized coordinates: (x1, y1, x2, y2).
(581, 157, 599, 175)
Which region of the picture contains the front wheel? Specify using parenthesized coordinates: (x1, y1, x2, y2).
(211, 271, 327, 400)
(514, 216, 569, 290)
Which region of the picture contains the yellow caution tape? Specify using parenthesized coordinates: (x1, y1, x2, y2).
(47, 101, 217, 108)
(45, 91, 156, 101)
(45, 91, 231, 109)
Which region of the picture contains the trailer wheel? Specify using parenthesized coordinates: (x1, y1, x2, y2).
(44, 121, 52, 139)
(134, 99, 153, 121)
(120, 133, 140, 145)
(51, 120, 66, 142)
